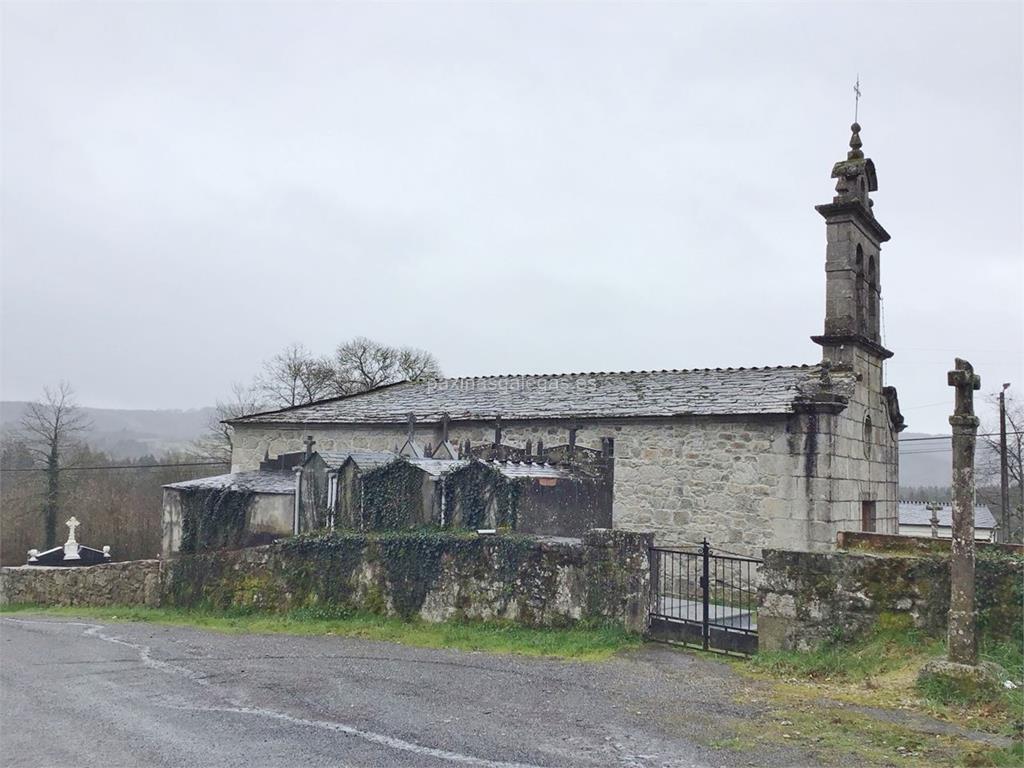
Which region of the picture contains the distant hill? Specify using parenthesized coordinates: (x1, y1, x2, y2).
(0, 401, 217, 459)
(0, 401, 958, 486)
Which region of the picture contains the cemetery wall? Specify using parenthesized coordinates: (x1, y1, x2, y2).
(758, 547, 1024, 652)
(0, 559, 161, 608)
(163, 529, 652, 632)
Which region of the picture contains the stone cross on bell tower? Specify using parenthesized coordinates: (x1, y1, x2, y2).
(812, 122, 893, 370)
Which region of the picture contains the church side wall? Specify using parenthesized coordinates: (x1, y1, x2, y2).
(825, 349, 900, 540)
(230, 416, 832, 556)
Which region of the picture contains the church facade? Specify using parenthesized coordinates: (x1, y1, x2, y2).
(228, 124, 904, 555)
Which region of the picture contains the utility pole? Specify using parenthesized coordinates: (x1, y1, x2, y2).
(999, 383, 1010, 544)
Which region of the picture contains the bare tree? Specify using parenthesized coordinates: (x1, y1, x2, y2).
(978, 391, 1024, 543)
(192, 382, 265, 465)
(333, 337, 442, 395)
(19, 382, 90, 548)
(256, 342, 335, 407)
(196, 338, 442, 467)
(396, 345, 444, 382)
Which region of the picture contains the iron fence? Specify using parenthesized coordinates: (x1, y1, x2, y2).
(648, 539, 761, 655)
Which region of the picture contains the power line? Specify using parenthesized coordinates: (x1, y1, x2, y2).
(899, 431, 1022, 443)
(0, 460, 228, 474)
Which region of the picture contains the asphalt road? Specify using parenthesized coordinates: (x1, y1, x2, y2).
(0, 616, 809, 768)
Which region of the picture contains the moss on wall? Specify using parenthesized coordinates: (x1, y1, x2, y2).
(759, 548, 1024, 652)
(443, 461, 519, 529)
(178, 488, 254, 554)
(162, 529, 652, 631)
(361, 461, 429, 530)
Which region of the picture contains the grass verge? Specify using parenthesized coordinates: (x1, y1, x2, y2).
(723, 616, 1023, 767)
(0, 603, 641, 661)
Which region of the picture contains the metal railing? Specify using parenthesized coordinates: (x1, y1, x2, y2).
(649, 539, 761, 655)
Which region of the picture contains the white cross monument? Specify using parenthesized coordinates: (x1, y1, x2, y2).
(63, 516, 81, 560)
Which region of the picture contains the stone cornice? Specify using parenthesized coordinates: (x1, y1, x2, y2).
(811, 334, 894, 361)
(815, 200, 891, 244)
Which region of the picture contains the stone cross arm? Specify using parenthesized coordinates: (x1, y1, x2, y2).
(948, 358, 981, 425)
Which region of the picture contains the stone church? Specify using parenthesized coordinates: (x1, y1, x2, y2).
(227, 123, 905, 554)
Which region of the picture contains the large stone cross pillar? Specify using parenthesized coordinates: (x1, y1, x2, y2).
(947, 357, 981, 666)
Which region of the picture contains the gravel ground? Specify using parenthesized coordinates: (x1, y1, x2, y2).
(0, 616, 823, 768)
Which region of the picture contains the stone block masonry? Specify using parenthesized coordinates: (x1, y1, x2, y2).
(230, 406, 899, 556)
(758, 546, 1023, 652)
(164, 529, 653, 632)
(0, 560, 162, 608)
(0, 531, 652, 632)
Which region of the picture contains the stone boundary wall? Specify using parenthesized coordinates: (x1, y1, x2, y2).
(836, 530, 1024, 555)
(164, 529, 653, 632)
(758, 548, 1024, 652)
(0, 560, 162, 608)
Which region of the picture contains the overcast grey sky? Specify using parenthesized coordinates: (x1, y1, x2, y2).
(1, 1, 1020, 434)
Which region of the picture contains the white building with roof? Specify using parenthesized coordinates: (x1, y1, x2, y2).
(898, 501, 997, 542)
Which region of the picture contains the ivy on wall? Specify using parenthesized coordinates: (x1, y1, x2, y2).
(277, 532, 366, 608)
(375, 531, 448, 617)
(178, 488, 254, 554)
(443, 462, 520, 530)
(165, 529, 570, 623)
(361, 460, 428, 530)
(976, 550, 1024, 640)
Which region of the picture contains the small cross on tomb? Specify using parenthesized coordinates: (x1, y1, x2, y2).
(65, 516, 80, 545)
(303, 435, 316, 457)
(63, 516, 82, 560)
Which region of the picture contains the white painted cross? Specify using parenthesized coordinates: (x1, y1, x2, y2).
(65, 516, 80, 545)
(63, 516, 81, 560)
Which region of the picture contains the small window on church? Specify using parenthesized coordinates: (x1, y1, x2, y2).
(863, 415, 873, 458)
(861, 501, 877, 532)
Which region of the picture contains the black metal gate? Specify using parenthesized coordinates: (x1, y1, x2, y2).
(648, 540, 761, 655)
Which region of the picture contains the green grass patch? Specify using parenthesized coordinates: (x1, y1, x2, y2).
(0, 603, 640, 661)
(749, 614, 943, 682)
(741, 614, 1023, 747)
(971, 741, 1024, 767)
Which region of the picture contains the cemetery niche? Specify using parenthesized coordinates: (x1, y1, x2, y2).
(27, 517, 112, 567)
(295, 425, 614, 537)
(161, 423, 616, 557)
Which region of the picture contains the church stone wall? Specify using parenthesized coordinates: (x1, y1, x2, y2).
(825, 348, 900, 537)
(230, 412, 879, 556)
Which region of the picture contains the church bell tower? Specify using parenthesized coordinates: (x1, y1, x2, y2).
(812, 122, 893, 367)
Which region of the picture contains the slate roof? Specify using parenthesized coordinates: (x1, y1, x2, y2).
(230, 365, 828, 425)
(407, 458, 468, 477)
(898, 501, 997, 529)
(489, 461, 575, 480)
(399, 457, 575, 480)
(163, 470, 296, 495)
(318, 450, 396, 471)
